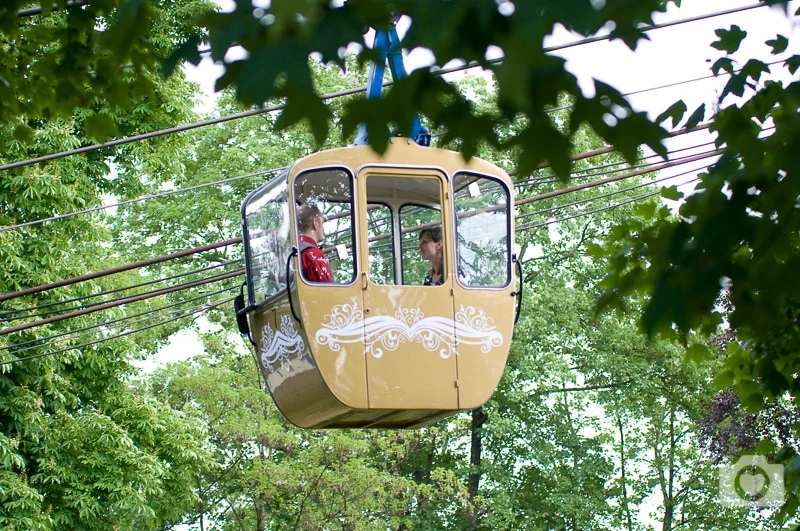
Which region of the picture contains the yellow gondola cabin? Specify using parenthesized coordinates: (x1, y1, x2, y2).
(235, 138, 518, 428)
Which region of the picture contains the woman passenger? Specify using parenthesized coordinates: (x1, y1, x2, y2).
(418, 226, 444, 286)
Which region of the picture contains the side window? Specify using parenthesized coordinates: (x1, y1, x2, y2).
(293, 169, 356, 285)
(453, 173, 511, 287)
(400, 204, 443, 286)
(366, 203, 395, 285)
(242, 174, 291, 305)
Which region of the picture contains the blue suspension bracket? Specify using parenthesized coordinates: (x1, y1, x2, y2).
(353, 21, 430, 147)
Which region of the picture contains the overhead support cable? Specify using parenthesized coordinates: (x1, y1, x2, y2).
(0, 268, 244, 337)
(515, 164, 710, 227)
(0, 168, 280, 234)
(509, 122, 711, 179)
(532, 189, 669, 228)
(2, 286, 240, 357)
(0, 296, 236, 366)
(0, 259, 242, 321)
(430, 3, 765, 78)
(519, 137, 718, 190)
(515, 148, 722, 208)
(0, 237, 241, 303)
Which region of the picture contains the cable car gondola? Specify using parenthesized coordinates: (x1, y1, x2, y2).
(233, 21, 521, 429)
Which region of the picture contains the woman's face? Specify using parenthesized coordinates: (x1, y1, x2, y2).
(419, 233, 442, 262)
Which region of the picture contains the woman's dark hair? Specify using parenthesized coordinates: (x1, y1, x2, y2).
(419, 225, 442, 242)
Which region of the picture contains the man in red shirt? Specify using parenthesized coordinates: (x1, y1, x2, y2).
(296, 204, 333, 282)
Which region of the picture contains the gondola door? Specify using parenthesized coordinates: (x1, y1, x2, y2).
(357, 169, 459, 410)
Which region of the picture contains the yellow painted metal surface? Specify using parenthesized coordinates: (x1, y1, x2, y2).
(357, 169, 458, 409)
(452, 289, 515, 409)
(296, 286, 368, 409)
(247, 138, 516, 428)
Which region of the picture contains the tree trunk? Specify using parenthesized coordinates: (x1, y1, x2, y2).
(466, 406, 487, 530)
(256, 498, 266, 531)
(617, 416, 634, 531)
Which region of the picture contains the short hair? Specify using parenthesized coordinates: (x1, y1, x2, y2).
(419, 225, 442, 243)
(297, 204, 322, 233)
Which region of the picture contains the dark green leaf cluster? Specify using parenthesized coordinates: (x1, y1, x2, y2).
(166, 0, 677, 178)
(595, 18, 800, 520)
(0, 0, 212, 142)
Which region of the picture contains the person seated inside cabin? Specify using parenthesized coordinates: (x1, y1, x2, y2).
(418, 225, 445, 286)
(297, 203, 333, 282)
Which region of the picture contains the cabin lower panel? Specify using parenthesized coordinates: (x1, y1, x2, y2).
(312, 408, 457, 429)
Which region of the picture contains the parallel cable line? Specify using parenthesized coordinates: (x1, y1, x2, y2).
(509, 123, 711, 179)
(521, 185, 697, 231)
(0, 269, 243, 337)
(515, 163, 711, 226)
(0, 259, 242, 321)
(515, 134, 718, 189)
(0, 237, 241, 303)
(3, 287, 240, 357)
(1, 284, 239, 353)
(0, 296, 236, 366)
(0, 169, 281, 234)
(515, 148, 722, 208)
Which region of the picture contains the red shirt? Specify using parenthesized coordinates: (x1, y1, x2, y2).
(299, 235, 332, 282)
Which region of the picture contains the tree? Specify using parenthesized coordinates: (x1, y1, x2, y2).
(595, 17, 800, 517)
(0, 0, 209, 140)
(0, 2, 217, 528)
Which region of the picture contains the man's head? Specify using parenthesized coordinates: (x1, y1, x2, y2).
(297, 203, 325, 243)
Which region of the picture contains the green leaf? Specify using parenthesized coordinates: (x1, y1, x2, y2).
(684, 343, 712, 363)
(655, 100, 686, 128)
(275, 88, 333, 146)
(660, 185, 683, 201)
(721, 73, 748, 99)
(711, 25, 747, 54)
(711, 57, 734, 76)
(12, 124, 34, 144)
(786, 55, 800, 75)
(163, 37, 202, 78)
(83, 113, 119, 142)
(766, 34, 789, 55)
(684, 103, 705, 130)
(713, 370, 735, 389)
(740, 59, 770, 85)
(635, 201, 657, 219)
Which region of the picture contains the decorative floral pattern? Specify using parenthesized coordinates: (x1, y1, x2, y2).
(261, 314, 306, 372)
(315, 303, 503, 359)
